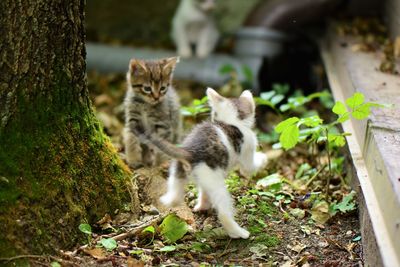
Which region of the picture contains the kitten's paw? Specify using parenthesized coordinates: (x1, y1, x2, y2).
(254, 152, 268, 171)
(227, 227, 250, 239)
(160, 193, 180, 207)
(196, 49, 210, 59)
(193, 201, 211, 212)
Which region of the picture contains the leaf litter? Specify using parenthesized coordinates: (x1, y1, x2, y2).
(46, 73, 364, 266)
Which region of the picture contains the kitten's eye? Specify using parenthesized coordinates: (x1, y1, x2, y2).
(160, 86, 167, 93)
(142, 86, 152, 94)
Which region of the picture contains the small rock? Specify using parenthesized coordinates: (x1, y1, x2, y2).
(318, 240, 329, 248)
(346, 230, 353, 236)
(283, 256, 290, 261)
(148, 206, 159, 215)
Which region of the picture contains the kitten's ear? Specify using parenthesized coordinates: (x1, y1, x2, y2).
(206, 87, 223, 105)
(129, 59, 147, 76)
(240, 90, 255, 110)
(162, 57, 180, 76)
(240, 90, 253, 99)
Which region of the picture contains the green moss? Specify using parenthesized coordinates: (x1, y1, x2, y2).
(0, 75, 133, 257)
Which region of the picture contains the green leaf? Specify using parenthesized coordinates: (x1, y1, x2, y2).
(332, 101, 347, 115)
(328, 134, 346, 147)
(295, 163, 312, 179)
(254, 98, 275, 109)
(196, 227, 228, 240)
(159, 245, 176, 252)
(337, 113, 350, 123)
(50, 262, 61, 267)
(219, 64, 235, 74)
(279, 124, 300, 150)
(142, 225, 155, 234)
(275, 117, 299, 133)
(190, 242, 211, 252)
(352, 104, 371, 119)
(272, 83, 290, 95)
(260, 91, 275, 100)
(279, 103, 291, 112)
(301, 115, 323, 127)
(242, 65, 253, 82)
(79, 223, 92, 235)
(332, 191, 356, 214)
(256, 173, 282, 190)
(129, 250, 144, 255)
(271, 94, 285, 105)
(99, 238, 117, 251)
(346, 92, 364, 109)
(160, 214, 188, 243)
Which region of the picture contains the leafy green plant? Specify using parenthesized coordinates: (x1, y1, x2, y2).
(159, 214, 188, 243)
(98, 238, 118, 251)
(79, 223, 92, 244)
(181, 96, 209, 119)
(254, 84, 331, 114)
(279, 91, 331, 112)
(275, 92, 387, 151)
(219, 63, 254, 88)
(142, 225, 156, 245)
(159, 245, 177, 252)
(329, 191, 357, 215)
(274, 92, 388, 196)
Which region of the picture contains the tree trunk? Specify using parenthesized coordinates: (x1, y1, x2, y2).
(0, 0, 139, 256)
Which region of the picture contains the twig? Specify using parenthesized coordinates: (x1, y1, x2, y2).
(218, 238, 232, 257)
(305, 164, 327, 187)
(68, 214, 165, 256)
(0, 255, 46, 262)
(112, 214, 165, 241)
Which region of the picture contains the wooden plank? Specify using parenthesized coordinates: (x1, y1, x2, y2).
(320, 29, 400, 266)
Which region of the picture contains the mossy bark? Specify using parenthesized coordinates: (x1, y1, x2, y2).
(0, 0, 139, 256)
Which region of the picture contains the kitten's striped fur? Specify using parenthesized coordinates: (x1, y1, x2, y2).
(123, 57, 182, 167)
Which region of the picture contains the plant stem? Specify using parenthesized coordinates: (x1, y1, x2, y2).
(325, 128, 332, 199)
(305, 164, 327, 187)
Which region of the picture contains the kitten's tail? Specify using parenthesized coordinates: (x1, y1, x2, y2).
(137, 130, 191, 162)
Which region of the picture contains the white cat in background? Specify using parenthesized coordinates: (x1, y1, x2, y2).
(172, 0, 220, 58)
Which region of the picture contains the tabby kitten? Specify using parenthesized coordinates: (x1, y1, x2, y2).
(123, 57, 182, 167)
(135, 88, 267, 239)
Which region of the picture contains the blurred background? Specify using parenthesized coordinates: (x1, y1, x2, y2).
(84, 0, 395, 150)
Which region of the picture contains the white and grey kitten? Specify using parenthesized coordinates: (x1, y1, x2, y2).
(172, 0, 220, 58)
(135, 88, 267, 239)
(123, 57, 182, 167)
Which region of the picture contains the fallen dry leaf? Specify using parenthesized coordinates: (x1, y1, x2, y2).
(127, 257, 145, 267)
(83, 247, 106, 260)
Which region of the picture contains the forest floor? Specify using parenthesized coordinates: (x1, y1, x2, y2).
(49, 73, 362, 267)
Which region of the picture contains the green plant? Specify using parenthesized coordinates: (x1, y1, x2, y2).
(181, 96, 209, 120)
(159, 214, 188, 243)
(219, 64, 254, 88)
(274, 92, 388, 196)
(98, 238, 118, 251)
(329, 191, 357, 215)
(78, 223, 92, 245)
(254, 84, 331, 114)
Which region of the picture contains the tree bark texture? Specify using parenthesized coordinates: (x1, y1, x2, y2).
(0, 0, 139, 256)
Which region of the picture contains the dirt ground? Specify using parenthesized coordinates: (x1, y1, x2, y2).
(54, 73, 362, 267)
